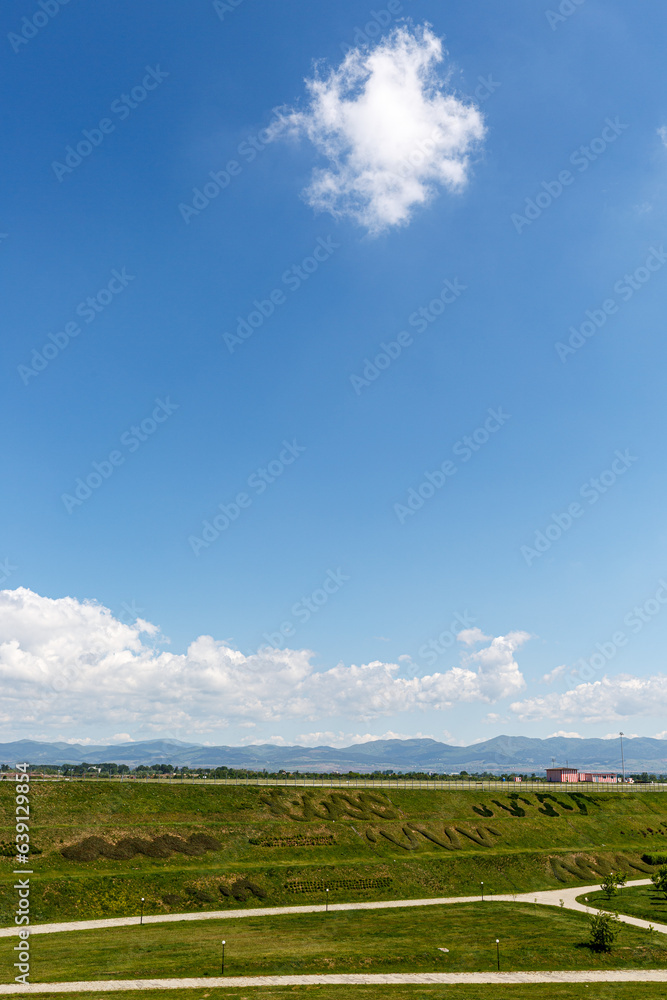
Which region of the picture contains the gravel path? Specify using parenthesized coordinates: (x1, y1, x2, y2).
(1, 878, 664, 939)
(2, 970, 667, 994)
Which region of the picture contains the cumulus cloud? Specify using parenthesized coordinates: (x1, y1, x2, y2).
(457, 627, 491, 646)
(546, 731, 583, 739)
(511, 674, 667, 724)
(542, 664, 569, 684)
(269, 24, 486, 234)
(0, 588, 529, 739)
(658, 125, 667, 148)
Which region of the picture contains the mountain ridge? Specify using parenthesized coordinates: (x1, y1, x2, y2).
(2, 735, 666, 772)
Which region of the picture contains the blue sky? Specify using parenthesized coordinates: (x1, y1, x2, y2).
(2, 0, 667, 749)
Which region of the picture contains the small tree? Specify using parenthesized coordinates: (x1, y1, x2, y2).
(600, 871, 627, 901)
(651, 864, 667, 899)
(589, 910, 622, 952)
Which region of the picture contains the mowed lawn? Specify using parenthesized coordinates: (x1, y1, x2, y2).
(581, 884, 667, 924)
(17, 987, 667, 1000)
(3, 903, 667, 983)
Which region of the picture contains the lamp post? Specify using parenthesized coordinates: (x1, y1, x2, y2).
(481, 882, 484, 902)
(326, 888, 329, 912)
(140, 897, 145, 926)
(619, 732, 625, 782)
(496, 939, 500, 971)
(221, 940, 225, 975)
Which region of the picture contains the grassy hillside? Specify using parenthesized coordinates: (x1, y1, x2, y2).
(1, 782, 666, 924)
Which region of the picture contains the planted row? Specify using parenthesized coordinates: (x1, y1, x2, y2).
(286, 876, 392, 893)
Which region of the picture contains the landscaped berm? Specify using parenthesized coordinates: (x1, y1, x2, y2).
(3, 783, 667, 985)
(2, 782, 667, 924)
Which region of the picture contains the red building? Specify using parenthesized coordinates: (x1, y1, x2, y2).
(578, 772, 618, 783)
(546, 767, 579, 783)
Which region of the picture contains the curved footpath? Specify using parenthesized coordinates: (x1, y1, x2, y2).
(2, 971, 667, 994)
(1, 879, 665, 939)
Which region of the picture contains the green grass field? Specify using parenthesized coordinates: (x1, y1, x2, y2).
(15, 988, 667, 1000)
(581, 884, 667, 923)
(1, 903, 666, 983)
(2, 782, 667, 925)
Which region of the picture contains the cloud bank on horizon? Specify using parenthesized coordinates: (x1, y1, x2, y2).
(269, 24, 486, 234)
(3, 587, 667, 745)
(2, 587, 527, 742)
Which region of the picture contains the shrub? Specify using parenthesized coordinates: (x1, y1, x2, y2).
(185, 887, 215, 903)
(473, 804, 494, 817)
(60, 832, 222, 862)
(589, 909, 622, 952)
(162, 893, 182, 906)
(643, 853, 667, 866)
(216, 878, 267, 901)
(600, 871, 627, 900)
(651, 864, 667, 899)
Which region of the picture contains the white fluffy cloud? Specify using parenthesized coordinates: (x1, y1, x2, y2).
(546, 731, 583, 739)
(658, 125, 667, 148)
(542, 664, 569, 684)
(269, 24, 485, 234)
(0, 588, 529, 739)
(511, 674, 667, 724)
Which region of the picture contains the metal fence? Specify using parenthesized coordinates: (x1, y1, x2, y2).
(28, 775, 667, 793)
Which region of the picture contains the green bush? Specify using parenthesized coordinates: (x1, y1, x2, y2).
(643, 853, 667, 866)
(589, 909, 622, 952)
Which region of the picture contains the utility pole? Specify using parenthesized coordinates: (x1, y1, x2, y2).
(619, 732, 625, 782)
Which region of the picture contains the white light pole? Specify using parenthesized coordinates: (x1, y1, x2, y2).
(140, 897, 145, 926)
(619, 732, 625, 782)
(496, 938, 500, 970)
(481, 881, 484, 902)
(221, 940, 225, 975)
(326, 888, 329, 912)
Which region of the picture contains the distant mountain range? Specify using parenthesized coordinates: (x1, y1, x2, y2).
(1, 735, 666, 773)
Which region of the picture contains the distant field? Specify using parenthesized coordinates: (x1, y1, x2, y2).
(1, 782, 667, 925)
(581, 884, 667, 924)
(1, 902, 666, 982)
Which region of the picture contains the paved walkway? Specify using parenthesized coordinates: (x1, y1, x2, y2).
(2, 970, 667, 994)
(1, 878, 664, 940)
